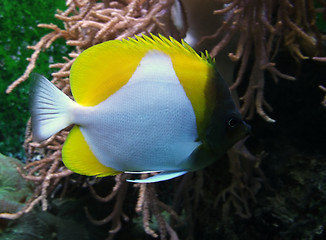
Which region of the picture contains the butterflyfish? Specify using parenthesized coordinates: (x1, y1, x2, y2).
(30, 34, 250, 183)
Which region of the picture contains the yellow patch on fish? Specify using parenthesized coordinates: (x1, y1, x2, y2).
(70, 34, 215, 137)
(62, 126, 120, 177)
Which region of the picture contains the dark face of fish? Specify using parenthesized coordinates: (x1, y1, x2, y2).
(206, 99, 250, 158)
(205, 70, 250, 158)
(185, 92, 249, 172)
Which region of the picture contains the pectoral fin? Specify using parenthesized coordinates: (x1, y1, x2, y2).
(127, 171, 187, 183)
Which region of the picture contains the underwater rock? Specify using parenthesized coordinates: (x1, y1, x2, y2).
(0, 207, 92, 240)
(0, 153, 103, 239)
(0, 153, 34, 233)
(0, 153, 33, 214)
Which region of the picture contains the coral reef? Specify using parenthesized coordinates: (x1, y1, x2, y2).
(2, 0, 326, 239)
(200, 0, 324, 122)
(3, 1, 190, 239)
(5, 0, 185, 95)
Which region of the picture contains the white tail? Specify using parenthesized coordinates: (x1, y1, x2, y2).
(30, 73, 77, 141)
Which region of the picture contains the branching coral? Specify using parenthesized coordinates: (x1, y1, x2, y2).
(6, 0, 184, 94)
(190, 0, 325, 226)
(3, 0, 188, 239)
(195, 0, 325, 226)
(85, 174, 130, 240)
(85, 173, 182, 240)
(134, 176, 182, 240)
(200, 0, 324, 122)
(215, 142, 267, 219)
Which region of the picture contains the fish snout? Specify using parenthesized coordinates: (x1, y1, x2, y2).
(243, 121, 251, 136)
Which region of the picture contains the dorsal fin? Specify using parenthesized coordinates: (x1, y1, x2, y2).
(69, 34, 217, 136)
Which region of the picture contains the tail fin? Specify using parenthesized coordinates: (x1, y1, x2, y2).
(30, 73, 77, 142)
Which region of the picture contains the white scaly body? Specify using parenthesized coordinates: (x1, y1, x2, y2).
(73, 52, 200, 172)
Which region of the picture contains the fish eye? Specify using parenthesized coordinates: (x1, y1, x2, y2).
(226, 117, 241, 128)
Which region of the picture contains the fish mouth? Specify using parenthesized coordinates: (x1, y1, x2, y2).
(243, 121, 251, 136)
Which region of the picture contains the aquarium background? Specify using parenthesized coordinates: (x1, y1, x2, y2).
(1, 1, 326, 240)
(0, 0, 68, 159)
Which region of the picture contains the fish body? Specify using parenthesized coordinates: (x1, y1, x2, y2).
(30, 34, 249, 183)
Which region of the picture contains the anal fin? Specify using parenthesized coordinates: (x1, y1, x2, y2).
(62, 126, 120, 177)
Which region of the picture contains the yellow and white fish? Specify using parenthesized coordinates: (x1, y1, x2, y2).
(30, 34, 249, 183)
